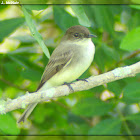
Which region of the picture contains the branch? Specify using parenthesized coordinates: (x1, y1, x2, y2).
(0, 61, 140, 114)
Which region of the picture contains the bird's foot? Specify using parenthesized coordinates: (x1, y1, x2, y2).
(63, 82, 74, 92)
(76, 78, 88, 82)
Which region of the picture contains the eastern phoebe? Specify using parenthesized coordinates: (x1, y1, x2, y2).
(17, 25, 96, 123)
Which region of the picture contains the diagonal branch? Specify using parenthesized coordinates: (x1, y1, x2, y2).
(0, 61, 140, 114)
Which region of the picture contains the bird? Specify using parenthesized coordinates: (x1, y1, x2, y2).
(17, 25, 96, 123)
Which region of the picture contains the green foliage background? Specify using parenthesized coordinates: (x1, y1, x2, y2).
(0, 4, 140, 138)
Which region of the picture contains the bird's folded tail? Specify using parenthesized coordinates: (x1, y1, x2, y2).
(17, 102, 38, 123)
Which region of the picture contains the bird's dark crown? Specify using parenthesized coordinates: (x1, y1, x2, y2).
(63, 25, 91, 41)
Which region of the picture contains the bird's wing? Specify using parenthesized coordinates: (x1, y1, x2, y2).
(37, 48, 73, 90)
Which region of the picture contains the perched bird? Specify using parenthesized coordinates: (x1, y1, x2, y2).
(17, 25, 96, 123)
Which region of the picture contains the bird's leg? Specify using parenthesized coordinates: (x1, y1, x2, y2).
(63, 82, 74, 92)
(76, 78, 88, 82)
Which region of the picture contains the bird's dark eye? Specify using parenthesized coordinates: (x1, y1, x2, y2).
(74, 33, 79, 37)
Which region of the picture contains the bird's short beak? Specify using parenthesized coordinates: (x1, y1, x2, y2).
(88, 34, 97, 38)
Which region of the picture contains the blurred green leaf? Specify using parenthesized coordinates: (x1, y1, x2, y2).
(22, 5, 50, 58)
(66, 123, 89, 135)
(9, 47, 38, 54)
(0, 114, 20, 135)
(126, 113, 140, 127)
(10, 35, 36, 43)
(121, 82, 140, 104)
(0, 5, 8, 11)
(90, 85, 105, 94)
(102, 45, 120, 62)
(24, 4, 48, 10)
(3, 62, 21, 81)
(21, 67, 41, 81)
(120, 27, 140, 51)
(121, 7, 131, 24)
(53, 5, 79, 31)
(94, 47, 105, 72)
(127, 12, 140, 31)
(0, 18, 25, 42)
(8, 54, 43, 72)
(130, 5, 140, 10)
(122, 76, 138, 85)
(71, 5, 91, 27)
(33, 105, 48, 123)
(108, 5, 123, 16)
(131, 0, 140, 4)
(72, 97, 114, 117)
(107, 81, 123, 96)
(84, 5, 115, 36)
(8, 55, 29, 69)
(99, 44, 120, 69)
(68, 112, 86, 124)
(6, 54, 43, 81)
(0, 89, 2, 98)
(88, 119, 122, 135)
